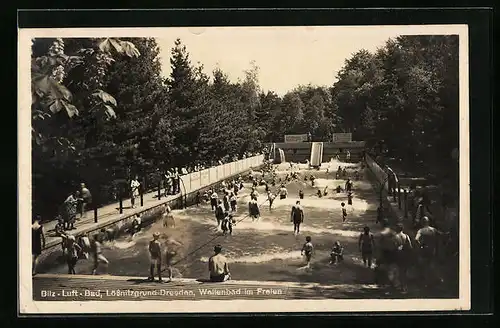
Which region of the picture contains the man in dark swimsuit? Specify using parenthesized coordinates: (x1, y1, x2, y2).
(291, 201, 304, 235)
(345, 178, 353, 193)
(358, 226, 375, 268)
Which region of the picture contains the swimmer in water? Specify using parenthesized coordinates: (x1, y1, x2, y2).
(250, 187, 259, 200)
(229, 192, 237, 212)
(210, 190, 219, 211)
(223, 191, 230, 212)
(330, 241, 344, 265)
(345, 178, 353, 193)
(215, 200, 226, 228)
(162, 207, 175, 228)
(341, 202, 347, 222)
(267, 191, 276, 211)
(65, 235, 81, 274)
(91, 233, 109, 275)
(164, 235, 183, 282)
(248, 197, 260, 222)
(310, 175, 316, 187)
(279, 185, 288, 200)
(221, 212, 235, 236)
(78, 232, 91, 260)
(130, 214, 142, 237)
(301, 236, 314, 268)
(291, 201, 305, 235)
(148, 232, 162, 282)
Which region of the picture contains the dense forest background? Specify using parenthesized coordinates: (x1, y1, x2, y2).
(30, 35, 459, 219)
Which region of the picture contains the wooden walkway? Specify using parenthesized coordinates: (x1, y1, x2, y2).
(42, 190, 183, 250)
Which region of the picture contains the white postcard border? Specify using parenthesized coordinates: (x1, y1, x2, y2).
(18, 24, 470, 314)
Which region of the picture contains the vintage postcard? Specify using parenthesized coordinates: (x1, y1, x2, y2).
(19, 24, 470, 314)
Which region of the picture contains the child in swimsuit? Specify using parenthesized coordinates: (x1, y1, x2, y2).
(301, 236, 314, 268)
(330, 241, 344, 264)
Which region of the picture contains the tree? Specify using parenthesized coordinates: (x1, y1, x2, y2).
(280, 92, 304, 134)
(166, 39, 208, 167)
(332, 35, 459, 179)
(32, 38, 141, 154)
(31, 37, 141, 218)
(259, 91, 283, 142)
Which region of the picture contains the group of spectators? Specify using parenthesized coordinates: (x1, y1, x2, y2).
(370, 216, 450, 293)
(155, 152, 265, 197)
(58, 183, 93, 231)
(32, 215, 110, 276)
(372, 172, 457, 292)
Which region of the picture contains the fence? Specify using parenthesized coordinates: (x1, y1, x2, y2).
(365, 154, 459, 269)
(178, 154, 265, 194)
(365, 153, 409, 220)
(67, 154, 265, 225)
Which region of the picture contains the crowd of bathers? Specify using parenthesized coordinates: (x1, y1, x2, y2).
(32, 158, 455, 293)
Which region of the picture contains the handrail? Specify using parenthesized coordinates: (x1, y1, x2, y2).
(179, 175, 188, 209)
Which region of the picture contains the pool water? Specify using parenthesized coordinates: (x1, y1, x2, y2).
(45, 160, 385, 285)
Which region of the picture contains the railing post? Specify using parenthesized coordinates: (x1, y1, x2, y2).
(392, 177, 397, 202)
(119, 193, 123, 214)
(140, 183, 144, 207)
(403, 189, 408, 219)
(398, 183, 402, 209)
(93, 201, 98, 223)
(158, 181, 162, 200)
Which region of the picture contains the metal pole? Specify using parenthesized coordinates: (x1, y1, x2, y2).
(379, 176, 388, 208)
(392, 176, 397, 202)
(119, 193, 123, 214)
(403, 189, 408, 219)
(158, 181, 161, 200)
(398, 184, 402, 209)
(93, 201, 98, 223)
(180, 177, 187, 209)
(140, 184, 144, 207)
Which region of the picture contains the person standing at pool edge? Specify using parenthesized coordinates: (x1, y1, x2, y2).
(130, 176, 140, 209)
(358, 226, 375, 268)
(80, 183, 92, 219)
(32, 216, 46, 276)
